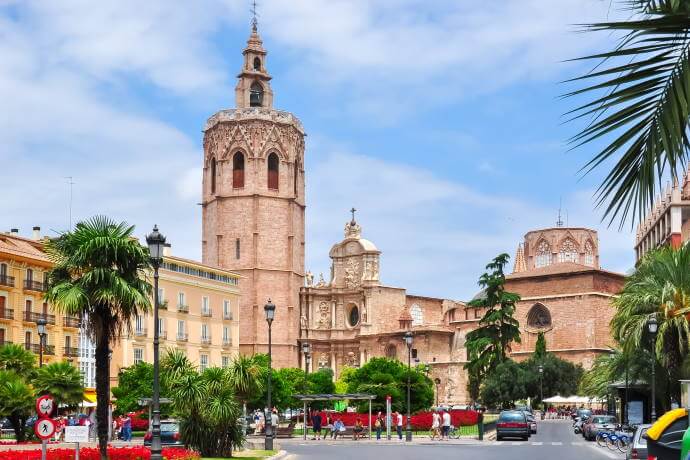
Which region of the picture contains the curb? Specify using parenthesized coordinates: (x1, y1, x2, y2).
(267, 450, 288, 460)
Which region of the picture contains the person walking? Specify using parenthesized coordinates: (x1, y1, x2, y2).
(311, 410, 322, 440)
(271, 409, 279, 437)
(395, 411, 403, 440)
(431, 410, 441, 440)
(375, 411, 384, 440)
(122, 413, 132, 442)
(441, 410, 451, 441)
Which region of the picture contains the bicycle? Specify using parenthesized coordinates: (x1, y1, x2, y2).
(448, 425, 460, 440)
(595, 429, 614, 447)
(615, 432, 631, 453)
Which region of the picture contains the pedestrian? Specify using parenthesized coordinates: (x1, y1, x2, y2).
(395, 411, 403, 440)
(441, 410, 451, 441)
(333, 417, 345, 440)
(323, 412, 333, 439)
(431, 410, 441, 441)
(311, 410, 322, 440)
(271, 409, 279, 437)
(353, 417, 364, 441)
(375, 411, 384, 440)
(122, 413, 132, 442)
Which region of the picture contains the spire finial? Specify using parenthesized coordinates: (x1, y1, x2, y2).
(350, 207, 357, 224)
(556, 197, 564, 227)
(250, 0, 258, 32)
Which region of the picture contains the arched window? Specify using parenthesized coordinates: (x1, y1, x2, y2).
(534, 240, 551, 268)
(267, 153, 279, 190)
(250, 82, 263, 107)
(558, 238, 578, 263)
(385, 344, 397, 360)
(527, 303, 552, 329)
(26, 268, 33, 282)
(210, 157, 216, 194)
(584, 240, 594, 266)
(410, 304, 423, 326)
(0, 263, 6, 277)
(348, 305, 360, 327)
(253, 57, 261, 71)
(232, 152, 244, 189)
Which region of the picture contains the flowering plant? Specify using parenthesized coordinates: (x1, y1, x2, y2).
(0, 447, 199, 460)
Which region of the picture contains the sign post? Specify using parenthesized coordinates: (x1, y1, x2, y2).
(65, 426, 89, 460)
(34, 395, 55, 460)
(386, 395, 392, 441)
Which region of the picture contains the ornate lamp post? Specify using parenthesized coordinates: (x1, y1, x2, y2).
(302, 342, 311, 375)
(538, 364, 544, 413)
(403, 331, 413, 442)
(37, 317, 47, 367)
(647, 316, 658, 422)
(264, 299, 276, 450)
(434, 378, 441, 407)
(146, 225, 166, 460)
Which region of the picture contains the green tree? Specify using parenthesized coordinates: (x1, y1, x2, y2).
(611, 244, 690, 411)
(533, 332, 547, 360)
(0, 343, 36, 377)
(306, 368, 336, 410)
(45, 216, 152, 460)
(33, 361, 84, 412)
(346, 357, 433, 413)
(226, 354, 266, 426)
(0, 370, 35, 442)
(276, 367, 309, 409)
(111, 362, 154, 415)
(579, 348, 655, 399)
(568, 0, 690, 226)
(480, 360, 528, 409)
(521, 354, 583, 407)
(464, 253, 521, 400)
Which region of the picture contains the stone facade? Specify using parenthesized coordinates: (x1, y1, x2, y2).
(201, 25, 305, 368)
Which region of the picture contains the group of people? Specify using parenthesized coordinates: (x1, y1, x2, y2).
(309, 412, 365, 440)
(252, 408, 280, 435)
(47, 410, 98, 442)
(430, 409, 453, 441)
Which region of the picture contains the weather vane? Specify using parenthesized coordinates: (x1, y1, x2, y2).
(250, 0, 259, 30)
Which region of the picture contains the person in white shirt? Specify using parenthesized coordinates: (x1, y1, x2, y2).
(441, 410, 452, 440)
(396, 411, 403, 440)
(431, 411, 441, 440)
(270, 410, 279, 435)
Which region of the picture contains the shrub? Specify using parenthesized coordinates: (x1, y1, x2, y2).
(306, 410, 479, 429)
(0, 446, 199, 459)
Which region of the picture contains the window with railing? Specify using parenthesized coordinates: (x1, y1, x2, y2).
(134, 348, 143, 364)
(201, 297, 211, 316)
(223, 300, 232, 320)
(200, 354, 208, 372)
(222, 356, 229, 368)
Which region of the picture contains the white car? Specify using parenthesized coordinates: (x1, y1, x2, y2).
(526, 413, 537, 434)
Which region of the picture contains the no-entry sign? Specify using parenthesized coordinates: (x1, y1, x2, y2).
(34, 418, 56, 440)
(35, 395, 54, 418)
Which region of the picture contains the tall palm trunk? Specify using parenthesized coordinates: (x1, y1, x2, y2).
(95, 332, 111, 460)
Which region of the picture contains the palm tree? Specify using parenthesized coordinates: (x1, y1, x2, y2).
(226, 354, 266, 426)
(0, 343, 36, 377)
(0, 370, 35, 442)
(611, 243, 690, 410)
(44, 216, 151, 460)
(34, 361, 84, 413)
(568, 0, 690, 227)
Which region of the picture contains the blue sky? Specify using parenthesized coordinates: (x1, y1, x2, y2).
(0, 0, 635, 300)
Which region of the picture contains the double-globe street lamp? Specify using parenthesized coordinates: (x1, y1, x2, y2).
(264, 299, 276, 450)
(146, 225, 166, 460)
(302, 342, 311, 375)
(538, 364, 544, 413)
(37, 317, 47, 367)
(403, 331, 413, 442)
(647, 316, 658, 422)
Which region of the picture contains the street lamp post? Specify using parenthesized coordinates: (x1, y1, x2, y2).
(264, 299, 276, 451)
(647, 316, 659, 422)
(37, 317, 47, 367)
(403, 331, 413, 442)
(434, 378, 441, 407)
(538, 365, 544, 413)
(146, 225, 166, 460)
(302, 342, 311, 375)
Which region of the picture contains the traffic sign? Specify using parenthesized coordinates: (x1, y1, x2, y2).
(34, 418, 56, 440)
(64, 426, 89, 443)
(35, 395, 54, 418)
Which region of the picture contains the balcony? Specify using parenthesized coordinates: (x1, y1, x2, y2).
(23, 280, 45, 292)
(63, 346, 79, 357)
(159, 331, 167, 340)
(222, 339, 232, 348)
(177, 304, 189, 313)
(23, 312, 56, 325)
(134, 328, 147, 338)
(63, 316, 80, 328)
(201, 337, 212, 346)
(26, 343, 55, 355)
(0, 275, 14, 287)
(176, 333, 188, 342)
(0, 309, 14, 321)
(0, 339, 13, 346)
(158, 299, 168, 310)
(223, 312, 233, 321)
(201, 309, 212, 318)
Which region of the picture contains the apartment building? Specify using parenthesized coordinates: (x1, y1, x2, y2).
(110, 249, 241, 382)
(0, 228, 81, 365)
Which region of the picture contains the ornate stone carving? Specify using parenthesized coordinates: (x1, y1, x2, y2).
(317, 302, 331, 329)
(305, 271, 314, 287)
(316, 273, 326, 287)
(300, 314, 308, 330)
(344, 220, 362, 239)
(345, 258, 361, 289)
(318, 353, 329, 369)
(346, 351, 357, 367)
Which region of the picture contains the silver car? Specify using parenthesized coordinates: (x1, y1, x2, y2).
(625, 424, 651, 460)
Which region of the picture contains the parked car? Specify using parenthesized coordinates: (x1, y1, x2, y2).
(525, 413, 537, 434)
(144, 420, 182, 446)
(583, 415, 617, 441)
(496, 410, 530, 441)
(574, 408, 592, 421)
(626, 424, 651, 460)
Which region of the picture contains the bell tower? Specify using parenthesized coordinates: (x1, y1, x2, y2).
(201, 22, 305, 368)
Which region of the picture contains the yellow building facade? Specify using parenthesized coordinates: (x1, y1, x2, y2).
(0, 228, 81, 364)
(110, 251, 241, 381)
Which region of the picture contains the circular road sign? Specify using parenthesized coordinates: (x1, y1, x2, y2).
(35, 395, 55, 418)
(34, 418, 56, 440)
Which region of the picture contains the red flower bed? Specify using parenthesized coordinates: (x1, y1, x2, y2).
(0, 447, 199, 460)
(307, 409, 479, 429)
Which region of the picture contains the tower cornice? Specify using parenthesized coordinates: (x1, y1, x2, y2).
(204, 108, 305, 135)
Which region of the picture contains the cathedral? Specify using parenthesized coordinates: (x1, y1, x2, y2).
(200, 23, 626, 403)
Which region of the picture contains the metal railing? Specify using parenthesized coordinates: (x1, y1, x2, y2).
(176, 333, 188, 342)
(26, 343, 55, 355)
(201, 309, 212, 317)
(0, 275, 14, 287)
(63, 346, 79, 357)
(134, 328, 147, 337)
(63, 316, 80, 328)
(23, 280, 45, 291)
(201, 337, 212, 345)
(158, 299, 168, 310)
(222, 339, 233, 348)
(0, 309, 14, 320)
(23, 312, 56, 324)
(177, 304, 189, 313)
(223, 312, 233, 320)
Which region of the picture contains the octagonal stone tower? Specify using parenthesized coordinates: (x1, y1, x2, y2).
(201, 24, 305, 368)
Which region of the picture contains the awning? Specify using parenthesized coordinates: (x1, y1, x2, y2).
(83, 388, 97, 403)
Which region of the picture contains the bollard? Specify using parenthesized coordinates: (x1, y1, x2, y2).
(478, 413, 484, 441)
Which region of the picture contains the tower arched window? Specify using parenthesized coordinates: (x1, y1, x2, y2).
(293, 160, 299, 197)
(267, 153, 279, 190)
(558, 238, 578, 263)
(584, 240, 594, 266)
(253, 57, 261, 71)
(534, 240, 552, 268)
(232, 152, 245, 189)
(210, 157, 217, 194)
(527, 303, 552, 329)
(410, 304, 423, 326)
(250, 82, 263, 107)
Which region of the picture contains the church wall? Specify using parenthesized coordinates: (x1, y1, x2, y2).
(505, 271, 623, 298)
(405, 295, 445, 326)
(363, 286, 407, 335)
